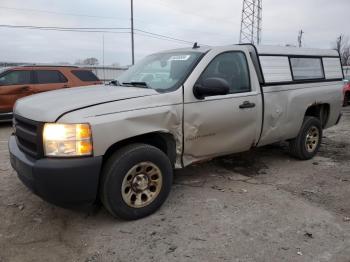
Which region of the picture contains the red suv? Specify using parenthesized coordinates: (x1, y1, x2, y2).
(0, 66, 102, 122)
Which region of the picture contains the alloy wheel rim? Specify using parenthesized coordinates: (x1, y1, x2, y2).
(121, 162, 163, 208)
(305, 126, 320, 153)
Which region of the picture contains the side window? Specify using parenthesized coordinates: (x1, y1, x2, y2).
(290, 57, 324, 80)
(197, 52, 251, 94)
(71, 70, 100, 81)
(35, 70, 67, 84)
(0, 70, 31, 85)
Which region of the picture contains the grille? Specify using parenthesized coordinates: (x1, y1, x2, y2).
(13, 114, 44, 158)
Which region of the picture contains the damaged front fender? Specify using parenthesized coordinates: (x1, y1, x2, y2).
(58, 90, 184, 168)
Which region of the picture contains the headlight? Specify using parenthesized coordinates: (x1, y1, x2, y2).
(43, 123, 93, 157)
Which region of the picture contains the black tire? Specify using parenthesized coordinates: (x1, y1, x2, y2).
(100, 143, 173, 220)
(289, 116, 322, 160)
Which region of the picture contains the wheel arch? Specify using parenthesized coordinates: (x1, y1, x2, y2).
(304, 103, 330, 128)
(102, 132, 177, 167)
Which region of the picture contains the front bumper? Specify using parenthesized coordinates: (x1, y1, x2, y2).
(9, 135, 102, 207)
(0, 112, 13, 122)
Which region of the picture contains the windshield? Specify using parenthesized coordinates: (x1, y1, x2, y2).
(117, 51, 203, 92)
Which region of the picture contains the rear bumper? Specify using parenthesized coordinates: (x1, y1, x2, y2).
(0, 112, 13, 122)
(9, 135, 102, 207)
(335, 113, 342, 125)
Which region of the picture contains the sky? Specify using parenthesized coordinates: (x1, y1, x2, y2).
(0, 0, 349, 66)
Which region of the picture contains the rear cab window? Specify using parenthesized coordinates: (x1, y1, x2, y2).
(71, 70, 99, 82)
(34, 70, 67, 84)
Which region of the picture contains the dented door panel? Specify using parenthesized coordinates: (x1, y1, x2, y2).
(183, 93, 260, 165)
(181, 47, 263, 166)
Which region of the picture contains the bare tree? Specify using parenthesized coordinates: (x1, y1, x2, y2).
(74, 58, 99, 66)
(83, 57, 99, 66)
(334, 35, 350, 66)
(111, 62, 121, 67)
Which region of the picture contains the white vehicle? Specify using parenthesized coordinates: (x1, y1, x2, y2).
(9, 44, 343, 220)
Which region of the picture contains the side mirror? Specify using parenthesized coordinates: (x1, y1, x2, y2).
(193, 77, 230, 99)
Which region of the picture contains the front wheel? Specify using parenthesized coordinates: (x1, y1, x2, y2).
(288, 116, 322, 160)
(100, 144, 173, 220)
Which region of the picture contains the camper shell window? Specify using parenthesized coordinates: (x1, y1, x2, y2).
(290, 57, 324, 80)
(257, 55, 342, 86)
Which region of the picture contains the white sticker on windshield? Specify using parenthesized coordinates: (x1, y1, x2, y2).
(168, 55, 190, 61)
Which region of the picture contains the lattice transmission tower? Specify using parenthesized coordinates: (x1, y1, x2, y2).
(239, 0, 262, 45)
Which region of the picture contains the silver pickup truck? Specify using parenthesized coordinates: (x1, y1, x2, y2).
(9, 44, 344, 220)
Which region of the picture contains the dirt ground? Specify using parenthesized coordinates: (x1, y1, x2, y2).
(0, 109, 350, 262)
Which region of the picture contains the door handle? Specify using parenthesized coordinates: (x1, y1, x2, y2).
(20, 86, 30, 91)
(62, 85, 69, 88)
(239, 101, 256, 109)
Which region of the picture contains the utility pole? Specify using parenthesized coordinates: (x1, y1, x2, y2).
(298, 30, 304, 48)
(336, 35, 343, 54)
(239, 0, 262, 45)
(130, 0, 135, 65)
(102, 34, 106, 81)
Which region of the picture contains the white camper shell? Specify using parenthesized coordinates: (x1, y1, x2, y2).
(242, 44, 343, 146)
(253, 45, 343, 84)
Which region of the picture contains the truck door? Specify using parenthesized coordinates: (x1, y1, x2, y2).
(183, 51, 262, 164)
(0, 70, 34, 113)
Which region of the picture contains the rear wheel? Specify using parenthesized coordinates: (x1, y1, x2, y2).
(289, 116, 322, 160)
(100, 144, 173, 220)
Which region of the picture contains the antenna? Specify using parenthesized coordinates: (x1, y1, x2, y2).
(193, 42, 200, 49)
(239, 0, 262, 45)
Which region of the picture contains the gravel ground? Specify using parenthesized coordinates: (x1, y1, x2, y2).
(0, 108, 349, 262)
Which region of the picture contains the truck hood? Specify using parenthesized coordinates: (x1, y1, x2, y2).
(14, 85, 158, 122)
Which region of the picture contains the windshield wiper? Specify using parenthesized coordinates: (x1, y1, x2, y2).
(122, 81, 149, 88)
(108, 80, 121, 86)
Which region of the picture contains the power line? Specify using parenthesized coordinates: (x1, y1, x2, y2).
(0, 6, 129, 21)
(135, 29, 194, 45)
(0, 25, 130, 30)
(134, 32, 193, 45)
(0, 25, 130, 34)
(0, 3, 238, 27)
(0, 24, 200, 45)
(0, 4, 241, 41)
